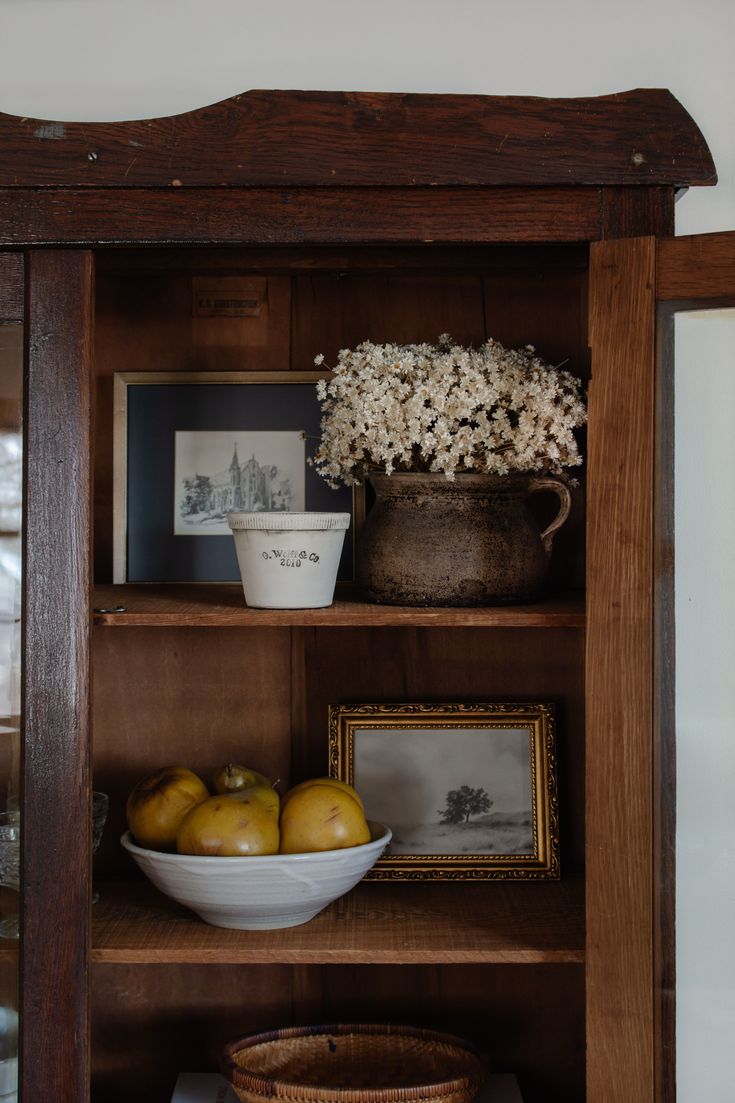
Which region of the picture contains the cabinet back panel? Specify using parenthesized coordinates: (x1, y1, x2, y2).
(92, 626, 292, 875)
(91, 962, 584, 1103)
(93, 626, 584, 876)
(298, 627, 584, 873)
(94, 248, 587, 586)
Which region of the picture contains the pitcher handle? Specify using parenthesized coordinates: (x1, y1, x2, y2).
(527, 477, 572, 557)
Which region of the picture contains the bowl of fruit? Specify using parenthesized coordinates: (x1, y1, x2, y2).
(121, 764, 391, 930)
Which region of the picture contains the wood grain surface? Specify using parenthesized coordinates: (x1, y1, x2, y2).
(0, 252, 23, 322)
(586, 237, 656, 1103)
(91, 877, 584, 964)
(91, 584, 586, 628)
(92, 627, 292, 878)
(4, 88, 700, 1103)
(93, 249, 589, 587)
(657, 230, 735, 302)
(298, 627, 586, 874)
(0, 89, 715, 189)
(0, 186, 604, 247)
(21, 250, 94, 1103)
(601, 186, 675, 239)
(94, 243, 590, 276)
(91, 961, 584, 1103)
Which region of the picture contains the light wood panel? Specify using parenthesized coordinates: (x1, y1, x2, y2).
(93, 271, 291, 580)
(92, 584, 585, 628)
(657, 230, 735, 302)
(291, 273, 486, 370)
(92, 627, 292, 876)
(91, 877, 584, 965)
(300, 627, 586, 873)
(91, 963, 294, 1103)
(91, 962, 585, 1103)
(586, 237, 656, 1103)
(483, 261, 589, 593)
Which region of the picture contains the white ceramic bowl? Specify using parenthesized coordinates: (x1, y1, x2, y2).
(121, 822, 391, 930)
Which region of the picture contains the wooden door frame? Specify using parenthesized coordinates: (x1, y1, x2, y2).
(21, 250, 95, 1103)
(587, 237, 657, 1103)
(588, 230, 735, 1103)
(654, 230, 735, 1103)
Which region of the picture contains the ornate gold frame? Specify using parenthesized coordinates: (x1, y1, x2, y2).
(328, 702, 559, 880)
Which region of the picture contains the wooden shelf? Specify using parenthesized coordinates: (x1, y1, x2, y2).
(90, 877, 584, 965)
(92, 584, 585, 629)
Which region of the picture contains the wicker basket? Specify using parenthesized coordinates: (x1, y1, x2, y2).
(222, 1024, 487, 1103)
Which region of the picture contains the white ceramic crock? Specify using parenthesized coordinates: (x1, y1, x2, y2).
(121, 822, 391, 930)
(227, 512, 350, 609)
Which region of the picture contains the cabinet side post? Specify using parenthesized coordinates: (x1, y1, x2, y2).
(20, 250, 94, 1103)
(586, 237, 656, 1103)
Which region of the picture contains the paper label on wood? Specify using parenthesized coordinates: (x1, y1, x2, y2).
(192, 277, 266, 317)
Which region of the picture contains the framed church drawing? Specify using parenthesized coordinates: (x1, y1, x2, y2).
(112, 372, 356, 583)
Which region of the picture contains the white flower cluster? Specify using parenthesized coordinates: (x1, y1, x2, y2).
(312, 336, 587, 487)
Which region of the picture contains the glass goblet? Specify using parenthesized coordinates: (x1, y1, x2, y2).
(0, 812, 20, 940)
(91, 792, 109, 905)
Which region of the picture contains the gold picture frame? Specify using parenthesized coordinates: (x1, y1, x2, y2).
(329, 702, 559, 880)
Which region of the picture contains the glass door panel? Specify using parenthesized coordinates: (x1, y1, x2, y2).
(674, 307, 735, 1101)
(0, 315, 21, 1103)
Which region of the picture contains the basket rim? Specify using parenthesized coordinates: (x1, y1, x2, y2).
(222, 1023, 487, 1099)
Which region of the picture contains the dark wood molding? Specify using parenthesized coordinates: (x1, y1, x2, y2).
(602, 186, 675, 239)
(20, 250, 94, 1103)
(0, 186, 603, 247)
(0, 88, 716, 190)
(0, 252, 23, 322)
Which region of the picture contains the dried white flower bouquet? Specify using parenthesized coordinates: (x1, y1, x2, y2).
(312, 335, 587, 487)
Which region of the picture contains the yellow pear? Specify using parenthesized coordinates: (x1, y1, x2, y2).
(213, 763, 272, 795)
(233, 783, 280, 819)
(282, 777, 365, 813)
(176, 794, 279, 856)
(279, 784, 371, 854)
(126, 766, 209, 851)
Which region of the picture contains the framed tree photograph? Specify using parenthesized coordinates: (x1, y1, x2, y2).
(328, 702, 559, 880)
(113, 372, 357, 583)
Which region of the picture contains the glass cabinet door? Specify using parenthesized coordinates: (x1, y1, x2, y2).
(587, 231, 735, 1103)
(674, 305, 735, 1101)
(0, 255, 23, 1103)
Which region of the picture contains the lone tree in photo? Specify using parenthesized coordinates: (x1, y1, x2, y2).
(439, 785, 492, 825)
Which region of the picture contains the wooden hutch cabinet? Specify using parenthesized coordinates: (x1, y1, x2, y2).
(1, 88, 733, 1102)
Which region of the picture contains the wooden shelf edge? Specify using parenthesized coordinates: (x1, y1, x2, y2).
(90, 878, 585, 967)
(92, 584, 586, 629)
(90, 947, 585, 966)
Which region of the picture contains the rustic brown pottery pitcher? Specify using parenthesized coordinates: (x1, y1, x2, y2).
(358, 472, 572, 606)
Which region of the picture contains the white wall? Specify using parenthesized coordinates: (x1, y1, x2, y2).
(1, 0, 733, 1095)
(0, 0, 733, 233)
